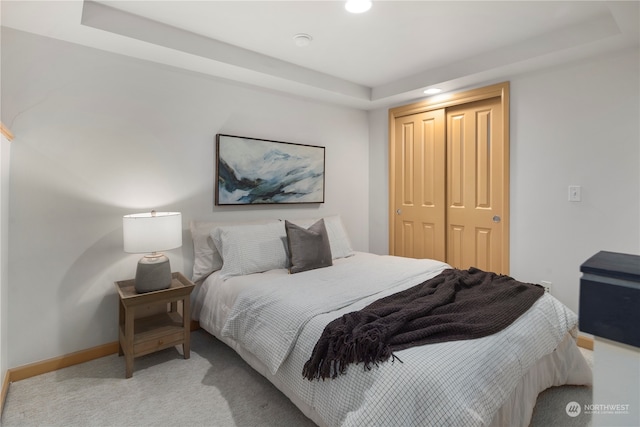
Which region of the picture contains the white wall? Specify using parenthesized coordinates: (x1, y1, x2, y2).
(368, 107, 389, 255)
(369, 47, 640, 315)
(0, 134, 10, 394)
(509, 48, 639, 313)
(1, 28, 369, 368)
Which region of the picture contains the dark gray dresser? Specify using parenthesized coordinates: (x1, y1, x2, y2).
(579, 250, 639, 348)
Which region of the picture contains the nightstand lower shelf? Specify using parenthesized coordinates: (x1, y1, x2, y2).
(120, 312, 185, 357)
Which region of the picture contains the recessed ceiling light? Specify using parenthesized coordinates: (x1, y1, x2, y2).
(424, 88, 442, 95)
(293, 33, 313, 47)
(345, 0, 372, 14)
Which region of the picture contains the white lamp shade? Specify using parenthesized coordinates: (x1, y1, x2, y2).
(123, 212, 182, 254)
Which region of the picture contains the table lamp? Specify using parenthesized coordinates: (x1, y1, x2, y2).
(123, 211, 182, 293)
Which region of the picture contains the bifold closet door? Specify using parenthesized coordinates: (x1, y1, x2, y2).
(392, 109, 446, 262)
(446, 96, 505, 273)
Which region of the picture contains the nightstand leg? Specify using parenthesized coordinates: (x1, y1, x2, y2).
(125, 306, 135, 378)
(118, 299, 124, 356)
(183, 297, 191, 359)
(125, 355, 134, 379)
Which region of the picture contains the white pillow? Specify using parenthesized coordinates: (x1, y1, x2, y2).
(212, 221, 289, 279)
(190, 221, 224, 283)
(286, 215, 354, 259)
(190, 219, 278, 283)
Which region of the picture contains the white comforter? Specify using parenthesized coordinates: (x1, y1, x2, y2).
(194, 252, 581, 427)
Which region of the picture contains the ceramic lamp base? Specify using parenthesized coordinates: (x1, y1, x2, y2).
(135, 254, 172, 293)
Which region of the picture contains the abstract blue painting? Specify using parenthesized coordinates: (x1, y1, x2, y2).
(215, 134, 325, 205)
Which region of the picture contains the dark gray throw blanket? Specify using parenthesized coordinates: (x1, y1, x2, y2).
(302, 267, 544, 381)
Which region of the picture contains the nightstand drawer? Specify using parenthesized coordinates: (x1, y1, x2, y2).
(134, 330, 185, 356)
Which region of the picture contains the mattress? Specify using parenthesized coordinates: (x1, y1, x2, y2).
(192, 252, 592, 426)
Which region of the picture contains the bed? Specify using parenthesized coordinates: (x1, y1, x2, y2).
(190, 216, 592, 427)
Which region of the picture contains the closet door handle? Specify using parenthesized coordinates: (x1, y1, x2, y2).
(493, 215, 501, 223)
(396, 209, 402, 215)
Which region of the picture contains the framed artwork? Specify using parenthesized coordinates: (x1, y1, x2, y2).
(215, 134, 325, 205)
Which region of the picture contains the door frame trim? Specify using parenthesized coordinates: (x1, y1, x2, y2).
(388, 81, 510, 273)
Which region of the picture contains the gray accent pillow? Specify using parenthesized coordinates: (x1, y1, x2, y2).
(285, 219, 333, 274)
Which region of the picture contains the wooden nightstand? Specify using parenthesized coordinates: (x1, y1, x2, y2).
(115, 272, 195, 378)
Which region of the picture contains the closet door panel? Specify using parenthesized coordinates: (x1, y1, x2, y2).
(476, 110, 491, 209)
(446, 97, 504, 272)
(449, 114, 465, 208)
(475, 227, 492, 271)
(393, 110, 446, 261)
(401, 122, 415, 205)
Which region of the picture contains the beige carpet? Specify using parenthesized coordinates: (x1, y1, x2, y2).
(2, 330, 593, 426)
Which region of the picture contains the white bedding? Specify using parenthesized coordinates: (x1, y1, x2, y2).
(193, 252, 592, 427)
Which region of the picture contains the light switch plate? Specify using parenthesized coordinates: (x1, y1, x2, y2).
(568, 185, 581, 202)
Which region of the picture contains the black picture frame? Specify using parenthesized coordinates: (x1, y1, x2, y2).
(215, 134, 325, 205)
